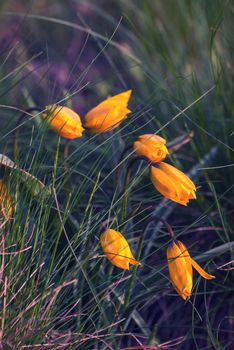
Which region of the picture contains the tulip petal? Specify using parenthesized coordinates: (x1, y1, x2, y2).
(100, 229, 140, 270)
(151, 167, 190, 205)
(159, 162, 196, 191)
(43, 105, 84, 139)
(190, 258, 215, 280)
(134, 134, 169, 163)
(167, 242, 193, 299)
(153, 162, 196, 205)
(103, 90, 132, 107)
(151, 167, 178, 198)
(84, 90, 132, 133)
(176, 241, 193, 281)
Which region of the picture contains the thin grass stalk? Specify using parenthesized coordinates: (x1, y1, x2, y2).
(121, 157, 142, 224)
(13, 107, 42, 161)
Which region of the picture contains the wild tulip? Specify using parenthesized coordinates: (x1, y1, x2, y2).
(167, 240, 215, 300)
(133, 134, 169, 163)
(151, 162, 196, 205)
(84, 90, 132, 133)
(100, 228, 140, 270)
(42, 105, 84, 139)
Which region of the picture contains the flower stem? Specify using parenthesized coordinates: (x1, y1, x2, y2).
(120, 157, 141, 224)
(143, 214, 175, 239)
(62, 139, 74, 199)
(123, 211, 175, 312)
(63, 139, 71, 174)
(115, 145, 133, 186)
(124, 234, 143, 308)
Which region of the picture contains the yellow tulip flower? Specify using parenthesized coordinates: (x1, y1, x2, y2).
(43, 105, 84, 139)
(84, 90, 132, 133)
(133, 134, 169, 163)
(151, 162, 196, 205)
(167, 240, 215, 300)
(100, 228, 140, 270)
(0, 180, 13, 218)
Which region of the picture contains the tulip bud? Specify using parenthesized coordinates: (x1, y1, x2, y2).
(100, 228, 140, 270)
(151, 162, 196, 205)
(167, 240, 215, 300)
(42, 105, 84, 139)
(133, 134, 169, 163)
(84, 90, 132, 134)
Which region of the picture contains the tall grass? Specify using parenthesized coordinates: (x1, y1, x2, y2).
(0, 0, 233, 349)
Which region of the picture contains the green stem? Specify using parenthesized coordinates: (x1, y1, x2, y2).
(63, 139, 72, 197)
(144, 215, 175, 240)
(63, 139, 70, 172)
(52, 136, 61, 188)
(123, 213, 175, 311)
(120, 157, 141, 224)
(115, 145, 133, 186)
(124, 234, 143, 308)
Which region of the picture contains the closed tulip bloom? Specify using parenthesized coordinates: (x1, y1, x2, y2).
(43, 105, 84, 139)
(133, 134, 169, 162)
(167, 240, 215, 300)
(0, 180, 13, 218)
(100, 229, 140, 270)
(151, 162, 196, 205)
(84, 90, 132, 133)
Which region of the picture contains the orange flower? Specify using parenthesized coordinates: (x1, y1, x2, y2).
(43, 105, 84, 139)
(0, 180, 13, 218)
(100, 229, 140, 270)
(151, 162, 196, 205)
(84, 90, 132, 133)
(133, 134, 169, 162)
(167, 240, 215, 300)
